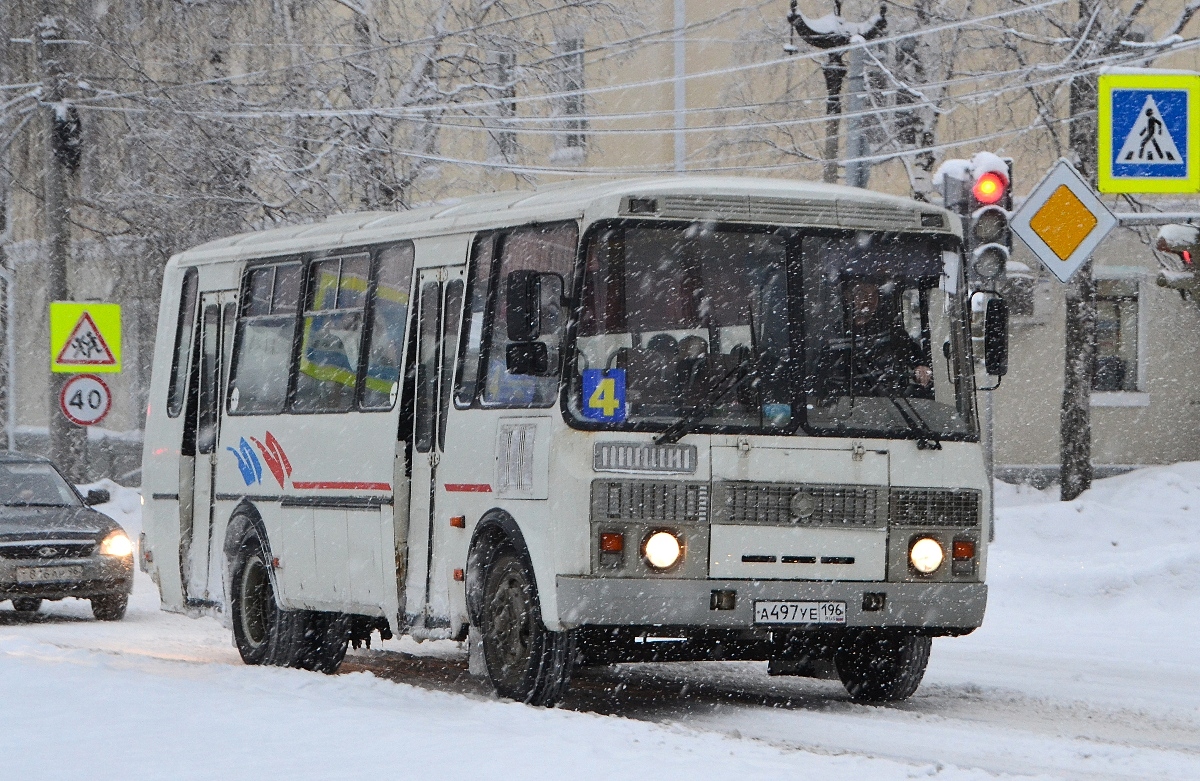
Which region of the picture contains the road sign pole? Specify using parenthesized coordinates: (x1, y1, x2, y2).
(37, 14, 86, 481)
(0, 265, 14, 452)
(1061, 263, 1096, 501)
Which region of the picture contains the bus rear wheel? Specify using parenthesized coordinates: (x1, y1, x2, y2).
(835, 629, 931, 703)
(293, 611, 350, 674)
(480, 551, 574, 706)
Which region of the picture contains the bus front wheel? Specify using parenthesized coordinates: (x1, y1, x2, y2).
(834, 629, 931, 703)
(230, 524, 302, 667)
(479, 551, 574, 706)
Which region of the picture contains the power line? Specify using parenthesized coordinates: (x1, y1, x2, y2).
(70, 0, 1065, 121)
(68, 34, 1200, 145)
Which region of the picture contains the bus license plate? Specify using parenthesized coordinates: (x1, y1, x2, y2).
(16, 566, 83, 584)
(754, 600, 846, 624)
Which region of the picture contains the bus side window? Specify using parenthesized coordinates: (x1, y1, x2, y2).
(291, 253, 369, 414)
(360, 243, 414, 411)
(166, 267, 199, 418)
(454, 235, 494, 408)
(228, 262, 301, 415)
(481, 222, 577, 408)
(413, 282, 441, 454)
(437, 280, 464, 451)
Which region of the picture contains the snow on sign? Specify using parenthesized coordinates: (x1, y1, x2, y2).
(1098, 72, 1200, 194)
(59, 374, 112, 426)
(49, 302, 121, 373)
(1011, 159, 1116, 284)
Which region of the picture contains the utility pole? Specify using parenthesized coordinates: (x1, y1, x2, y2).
(36, 13, 86, 481)
(673, 0, 686, 172)
(1060, 0, 1099, 501)
(844, 42, 870, 188)
(788, 1, 886, 185)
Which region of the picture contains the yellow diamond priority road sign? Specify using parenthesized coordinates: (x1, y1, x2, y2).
(1011, 159, 1117, 283)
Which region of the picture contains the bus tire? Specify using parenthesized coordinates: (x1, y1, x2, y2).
(835, 629, 931, 703)
(229, 524, 303, 667)
(293, 611, 350, 674)
(480, 551, 574, 706)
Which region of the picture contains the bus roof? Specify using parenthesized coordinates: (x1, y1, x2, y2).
(168, 176, 959, 268)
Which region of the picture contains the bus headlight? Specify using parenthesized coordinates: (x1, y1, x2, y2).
(99, 530, 134, 558)
(909, 537, 944, 574)
(643, 531, 683, 570)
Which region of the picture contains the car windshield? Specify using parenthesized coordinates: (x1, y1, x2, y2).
(801, 232, 976, 440)
(0, 462, 81, 507)
(571, 221, 976, 441)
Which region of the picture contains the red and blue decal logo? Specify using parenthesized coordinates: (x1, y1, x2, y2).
(227, 431, 387, 492)
(227, 432, 293, 488)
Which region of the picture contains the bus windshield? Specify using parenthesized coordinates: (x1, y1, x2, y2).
(801, 232, 976, 441)
(571, 221, 976, 441)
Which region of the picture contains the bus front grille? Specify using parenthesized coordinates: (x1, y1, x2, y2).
(712, 482, 887, 528)
(591, 480, 709, 524)
(889, 488, 981, 527)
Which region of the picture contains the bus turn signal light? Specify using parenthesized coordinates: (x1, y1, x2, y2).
(599, 532, 624, 553)
(953, 540, 976, 560)
(450, 515, 465, 528)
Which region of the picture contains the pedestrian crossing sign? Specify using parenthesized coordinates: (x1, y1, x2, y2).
(50, 302, 121, 373)
(1098, 72, 1200, 193)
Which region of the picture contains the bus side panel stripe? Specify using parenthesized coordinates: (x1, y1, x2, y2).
(444, 483, 493, 493)
(291, 481, 392, 491)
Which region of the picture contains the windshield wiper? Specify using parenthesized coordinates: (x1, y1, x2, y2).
(653, 354, 757, 445)
(887, 397, 942, 450)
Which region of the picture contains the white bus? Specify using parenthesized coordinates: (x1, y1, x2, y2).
(141, 176, 1005, 705)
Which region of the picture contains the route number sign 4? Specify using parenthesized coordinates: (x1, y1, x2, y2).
(60, 374, 112, 426)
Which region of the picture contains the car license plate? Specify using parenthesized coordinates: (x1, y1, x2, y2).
(16, 565, 83, 584)
(753, 600, 846, 624)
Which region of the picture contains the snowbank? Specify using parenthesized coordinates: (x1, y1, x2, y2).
(991, 463, 1200, 607)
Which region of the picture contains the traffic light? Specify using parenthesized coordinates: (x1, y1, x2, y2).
(965, 157, 1013, 289)
(936, 153, 1013, 290)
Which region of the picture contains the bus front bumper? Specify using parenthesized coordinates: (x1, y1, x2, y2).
(556, 576, 986, 632)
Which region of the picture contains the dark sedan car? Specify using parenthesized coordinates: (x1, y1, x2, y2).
(0, 452, 134, 620)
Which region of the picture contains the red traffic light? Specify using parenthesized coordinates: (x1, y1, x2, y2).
(972, 172, 1008, 205)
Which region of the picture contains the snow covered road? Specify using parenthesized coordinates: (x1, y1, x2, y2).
(2, 467, 1199, 780)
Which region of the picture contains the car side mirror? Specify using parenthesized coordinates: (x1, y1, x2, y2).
(506, 342, 551, 375)
(85, 488, 110, 506)
(983, 297, 1009, 377)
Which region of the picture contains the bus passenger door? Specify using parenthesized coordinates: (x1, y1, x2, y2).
(182, 292, 235, 605)
(406, 267, 464, 629)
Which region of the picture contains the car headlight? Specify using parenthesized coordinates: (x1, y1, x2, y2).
(643, 530, 683, 570)
(99, 530, 134, 558)
(909, 537, 944, 574)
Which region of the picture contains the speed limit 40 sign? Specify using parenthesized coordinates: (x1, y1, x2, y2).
(60, 374, 112, 426)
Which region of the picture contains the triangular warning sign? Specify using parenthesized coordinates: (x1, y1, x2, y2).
(55, 312, 116, 366)
(1116, 95, 1182, 164)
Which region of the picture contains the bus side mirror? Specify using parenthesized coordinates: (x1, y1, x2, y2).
(507, 270, 541, 341)
(506, 342, 551, 375)
(983, 297, 1009, 377)
(507, 271, 565, 342)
